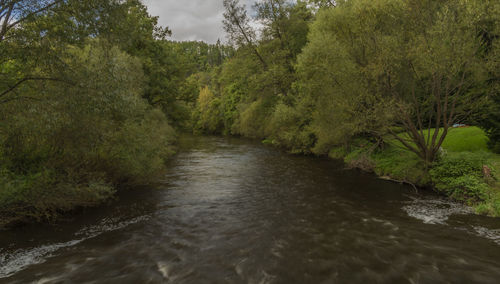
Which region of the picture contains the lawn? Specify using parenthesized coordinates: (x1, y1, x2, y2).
(442, 127, 489, 152)
(387, 126, 489, 153)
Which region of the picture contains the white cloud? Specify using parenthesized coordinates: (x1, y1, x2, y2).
(143, 0, 258, 43)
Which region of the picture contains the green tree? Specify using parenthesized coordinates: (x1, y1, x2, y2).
(0, 0, 180, 225)
(205, 0, 312, 138)
(475, 1, 500, 153)
(0, 41, 175, 224)
(297, 0, 493, 164)
(223, 0, 267, 68)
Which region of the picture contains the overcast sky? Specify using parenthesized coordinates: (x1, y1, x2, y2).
(143, 0, 256, 43)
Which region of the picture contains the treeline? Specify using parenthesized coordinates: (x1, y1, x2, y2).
(0, 0, 230, 225)
(192, 0, 500, 213)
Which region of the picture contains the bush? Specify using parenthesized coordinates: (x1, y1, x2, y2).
(233, 98, 274, 138)
(430, 152, 491, 203)
(193, 86, 224, 133)
(0, 168, 115, 225)
(266, 102, 316, 153)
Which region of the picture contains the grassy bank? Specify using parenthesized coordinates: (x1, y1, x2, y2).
(331, 127, 500, 216)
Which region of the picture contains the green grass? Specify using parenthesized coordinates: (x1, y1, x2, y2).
(370, 146, 430, 186)
(386, 126, 488, 153)
(442, 127, 489, 152)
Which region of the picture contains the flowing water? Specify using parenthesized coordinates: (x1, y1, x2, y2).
(1, 135, 500, 283)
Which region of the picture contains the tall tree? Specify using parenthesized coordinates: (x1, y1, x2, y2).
(223, 0, 267, 68)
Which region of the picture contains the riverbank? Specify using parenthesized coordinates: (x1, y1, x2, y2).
(2, 127, 497, 229)
(0, 132, 177, 229)
(3, 135, 500, 283)
(324, 127, 500, 216)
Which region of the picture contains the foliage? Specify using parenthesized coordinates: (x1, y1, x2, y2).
(0, 0, 181, 226)
(430, 152, 491, 203)
(266, 100, 316, 153)
(193, 86, 224, 133)
(297, 0, 496, 164)
(466, 1, 500, 153)
(371, 147, 431, 186)
(3, 0, 500, 224)
(193, 0, 312, 140)
(0, 42, 176, 225)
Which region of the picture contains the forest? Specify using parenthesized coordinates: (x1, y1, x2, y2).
(0, 0, 499, 226)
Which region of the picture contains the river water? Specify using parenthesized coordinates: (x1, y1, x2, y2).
(1, 135, 500, 283)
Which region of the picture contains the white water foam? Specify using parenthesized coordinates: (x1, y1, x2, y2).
(0, 215, 149, 279)
(473, 226, 500, 245)
(403, 198, 500, 246)
(402, 198, 473, 225)
(157, 261, 170, 279)
(0, 239, 83, 278)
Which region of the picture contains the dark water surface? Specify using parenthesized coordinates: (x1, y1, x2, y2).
(1, 135, 500, 283)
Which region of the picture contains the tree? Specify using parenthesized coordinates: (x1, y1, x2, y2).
(223, 0, 267, 68)
(0, 0, 179, 223)
(389, 0, 493, 164)
(0, 0, 64, 42)
(254, 0, 312, 97)
(0, 0, 69, 104)
(474, 0, 500, 153)
(0, 0, 123, 104)
(297, 0, 492, 164)
(195, 0, 312, 137)
(308, 0, 336, 9)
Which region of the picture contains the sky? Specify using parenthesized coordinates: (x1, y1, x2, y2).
(143, 0, 256, 44)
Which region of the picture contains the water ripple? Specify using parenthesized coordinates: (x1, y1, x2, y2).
(0, 215, 149, 279)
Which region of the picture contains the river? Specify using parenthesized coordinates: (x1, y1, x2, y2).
(1, 135, 500, 283)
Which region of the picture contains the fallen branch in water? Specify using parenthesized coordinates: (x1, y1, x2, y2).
(379, 176, 419, 193)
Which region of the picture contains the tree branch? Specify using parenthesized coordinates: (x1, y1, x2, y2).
(0, 76, 73, 99)
(0, 0, 64, 42)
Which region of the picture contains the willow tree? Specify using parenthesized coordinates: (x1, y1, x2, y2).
(297, 0, 493, 164)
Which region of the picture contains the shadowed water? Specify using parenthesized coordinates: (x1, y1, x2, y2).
(1, 135, 500, 283)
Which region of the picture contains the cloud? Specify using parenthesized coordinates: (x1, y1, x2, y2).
(143, 0, 257, 43)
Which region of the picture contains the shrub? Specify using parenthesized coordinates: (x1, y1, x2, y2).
(194, 86, 224, 133)
(266, 102, 316, 153)
(233, 98, 274, 138)
(344, 146, 376, 172)
(430, 152, 491, 203)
